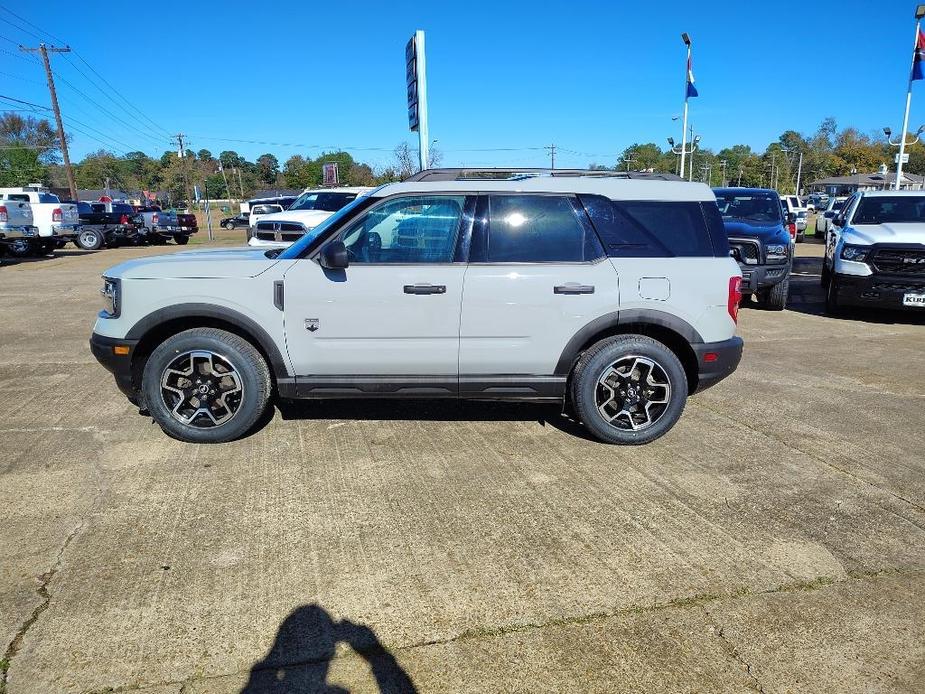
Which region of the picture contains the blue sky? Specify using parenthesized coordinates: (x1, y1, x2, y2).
(0, 0, 920, 169)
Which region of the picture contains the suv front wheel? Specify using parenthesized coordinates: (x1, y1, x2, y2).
(571, 335, 687, 445)
(142, 328, 271, 443)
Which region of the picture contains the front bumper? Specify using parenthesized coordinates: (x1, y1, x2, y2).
(692, 337, 744, 393)
(247, 236, 292, 248)
(831, 273, 925, 311)
(90, 332, 139, 399)
(737, 262, 790, 293)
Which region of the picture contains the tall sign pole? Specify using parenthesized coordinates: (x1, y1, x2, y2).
(21, 43, 77, 199)
(679, 33, 692, 181)
(895, 7, 925, 190)
(406, 30, 430, 172)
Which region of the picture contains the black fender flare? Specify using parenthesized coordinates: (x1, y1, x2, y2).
(125, 303, 291, 377)
(554, 309, 704, 375)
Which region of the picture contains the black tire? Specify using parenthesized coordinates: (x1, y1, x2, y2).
(76, 228, 104, 250)
(825, 276, 843, 315)
(796, 231, 805, 243)
(820, 259, 831, 287)
(142, 328, 271, 443)
(762, 277, 789, 311)
(7, 238, 35, 257)
(37, 240, 56, 256)
(571, 334, 687, 445)
(174, 235, 190, 245)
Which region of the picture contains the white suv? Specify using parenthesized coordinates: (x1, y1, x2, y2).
(90, 171, 744, 445)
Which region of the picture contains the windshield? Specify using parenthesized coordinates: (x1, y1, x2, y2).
(289, 191, 357, 212)
(852, 196, 925, 224)
(713, 192, 782, 224)
(278, 195, 374, 259)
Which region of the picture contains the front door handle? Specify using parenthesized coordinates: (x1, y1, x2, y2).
(404, 284, 447, 295)
(554, 283, 595, 295)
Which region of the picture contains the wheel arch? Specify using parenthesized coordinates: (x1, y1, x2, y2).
(555, 310, 702, 394)
(125, 304, 290, 392)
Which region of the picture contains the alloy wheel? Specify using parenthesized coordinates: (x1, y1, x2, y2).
(595, 356, 671, 431)
(160, 350, 243, 428)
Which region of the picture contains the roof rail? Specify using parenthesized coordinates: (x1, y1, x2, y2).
(404, 168, 685, 182)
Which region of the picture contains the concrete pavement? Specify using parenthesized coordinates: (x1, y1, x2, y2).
(0, 241, 923, 693)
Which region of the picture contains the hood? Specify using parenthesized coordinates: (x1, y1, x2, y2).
(843, 223, 925, 246)
(104, 247, 282, 280)
(723, 219, 790, 244)
(258, 209, 334, 228)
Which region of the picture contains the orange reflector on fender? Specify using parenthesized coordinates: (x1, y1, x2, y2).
(113, 345, 130, 356)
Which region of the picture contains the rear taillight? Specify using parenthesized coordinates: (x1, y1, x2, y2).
(787, 222, 796, 239)
(0, 205, 7, 222)
(52, 208, 62, 222)
(728, 276, 742, 323)
(119, 214, 129, 224)
(152, 213, 158, 225)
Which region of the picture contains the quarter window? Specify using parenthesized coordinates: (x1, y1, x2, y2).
(486, 195, 601, 262)
(340, 195, 465, 263)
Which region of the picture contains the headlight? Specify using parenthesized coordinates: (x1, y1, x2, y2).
(840, 244, 870, 263)
(100, 277, 120, 318)
(766, 244, 789, 263)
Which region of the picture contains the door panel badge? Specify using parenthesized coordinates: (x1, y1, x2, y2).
(305, 318, 319, 332)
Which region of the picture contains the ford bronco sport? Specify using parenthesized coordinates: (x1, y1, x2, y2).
(90, 170, 744, 445)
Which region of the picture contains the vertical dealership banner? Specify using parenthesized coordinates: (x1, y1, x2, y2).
(406, 30, 429, 170)
(322, 162, 339, 186)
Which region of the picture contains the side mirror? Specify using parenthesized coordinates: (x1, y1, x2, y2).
(319, 240, 349, 269)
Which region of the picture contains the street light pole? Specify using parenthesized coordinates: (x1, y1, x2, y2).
(896, 6, 925, 189)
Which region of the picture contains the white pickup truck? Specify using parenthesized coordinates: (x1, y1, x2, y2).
(0, 186, 79, 256)
(0, 197, 37, 256)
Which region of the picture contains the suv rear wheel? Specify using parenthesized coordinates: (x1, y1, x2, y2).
(571, 335, 687, 445)
(142, 328, 271, 443)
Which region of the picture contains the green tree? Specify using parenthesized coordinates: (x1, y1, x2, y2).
(617, 143, 664, 171)
(256, 153, 280, 184)
(0, 113, 59, 185)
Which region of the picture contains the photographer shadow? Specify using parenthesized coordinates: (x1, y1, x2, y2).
(241, 604, 417, 694)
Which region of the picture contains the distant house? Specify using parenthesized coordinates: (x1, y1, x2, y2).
(808, 165, 925, 194)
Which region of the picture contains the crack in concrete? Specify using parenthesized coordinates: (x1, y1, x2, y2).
(703, 608, 766, 693)
(0, 523, 82, 694)
(83, 567, 924, 694)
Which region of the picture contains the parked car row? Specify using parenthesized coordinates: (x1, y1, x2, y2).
(0, 186, 198, 257)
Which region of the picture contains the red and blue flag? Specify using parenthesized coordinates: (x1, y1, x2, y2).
(913, 28, 925, 81)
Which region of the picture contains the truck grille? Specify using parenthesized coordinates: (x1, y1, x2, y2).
(871, 248, 925, 275)
(256, 221, 304, 232)
(256, 231, 303, 243)
(728, 238, 761, 265)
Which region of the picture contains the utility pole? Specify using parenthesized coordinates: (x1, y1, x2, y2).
(235, 166, 245, 198)
(720, 159, 727, 187)
(218, 161, 233, 203)
(795, 150, 803, 194)
(546, 144, 556, 169)
(21, 43, 77, 200)
(173, 133, 191, 204)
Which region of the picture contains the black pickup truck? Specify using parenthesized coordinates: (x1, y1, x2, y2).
(73, 201, 139, 250)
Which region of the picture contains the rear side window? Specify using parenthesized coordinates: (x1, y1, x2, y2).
(579, 195, 716, 257)
(486, 195, 603, 262)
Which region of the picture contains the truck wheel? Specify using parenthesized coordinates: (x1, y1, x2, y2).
(571, 334, 687, 445)
(174, 235, 190, 245)
(762, 277, 789, 311)
(142, 328, 271, 443)
(7, 238, 35, 257)
(76, 229, 104, 250)
(825, 277, 843, 315)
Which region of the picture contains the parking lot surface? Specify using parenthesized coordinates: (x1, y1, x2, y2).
(1, 242, 923, 693)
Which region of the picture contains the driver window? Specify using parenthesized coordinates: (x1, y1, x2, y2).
(340, 195, 465, 263)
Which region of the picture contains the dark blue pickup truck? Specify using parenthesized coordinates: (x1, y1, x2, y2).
(712, 187, 793, 310)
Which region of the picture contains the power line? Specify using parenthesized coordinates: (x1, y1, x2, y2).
(0, 5, 66, 44)
(0, 14, 43, 42)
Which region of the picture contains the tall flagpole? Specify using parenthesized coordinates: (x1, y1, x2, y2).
(896, 18, 921, 190)
(679, 35, 691, 179)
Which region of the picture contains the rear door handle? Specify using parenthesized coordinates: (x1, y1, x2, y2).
(554, 283, 595, 295)
(404, 284, 447, 295)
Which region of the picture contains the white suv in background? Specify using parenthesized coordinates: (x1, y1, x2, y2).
(90, 170, 744, 445)
(247, 187, 372, 247)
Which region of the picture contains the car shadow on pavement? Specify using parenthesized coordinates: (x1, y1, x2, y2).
(0, 249, 98, 266)
(275, 399, 595, 442)
(240, 604, 417, 694)
(784, 256, 925, 325)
